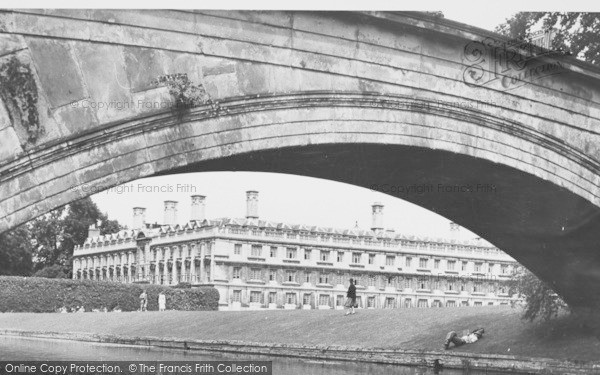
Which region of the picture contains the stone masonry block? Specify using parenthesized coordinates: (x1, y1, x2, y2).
(124, 47, 168, 93)
(0, 127, 22, 163)
(26, 37, 86, 108)
(74, 43, 135, 124)
(0, 99, 11, 132)
(0, 33, 26, 55)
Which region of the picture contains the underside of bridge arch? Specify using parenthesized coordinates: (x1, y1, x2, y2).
(1, 95, 600, 308)
(162, 143, 600, 309)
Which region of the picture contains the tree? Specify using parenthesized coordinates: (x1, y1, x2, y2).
(29, 205, 67, 270)
(508, 266, 569, 321)
(0, 197, 123, 278)
(31, 197, 123, 277)
(60, 197, 122, 262)
(496, 12, 600, 66)
(32, 264, 68, 279)
(0, 226, 34, 276)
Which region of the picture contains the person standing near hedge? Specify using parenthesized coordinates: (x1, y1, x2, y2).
(158, 292, 166, 311)
(344, 278, 357, 316)
(139, 289, 148, 312)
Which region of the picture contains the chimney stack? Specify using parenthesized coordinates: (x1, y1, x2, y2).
(449, 222, 460, 238)
(132, 207, 146, 229)
(371, 202, 384, 232)
(246, 190, 259, 219)
(190, 195, 206, 221)
(164, 200, 178, 226)
(87, 223, 101, 238)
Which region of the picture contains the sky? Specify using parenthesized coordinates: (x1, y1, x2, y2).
(443, 8, 515, 31)
(92, 172, 481, 241)
(70, 0, 594, 244)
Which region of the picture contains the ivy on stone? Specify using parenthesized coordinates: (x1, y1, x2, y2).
(0, 56, 42, 143)
(153, 73, 222, 118)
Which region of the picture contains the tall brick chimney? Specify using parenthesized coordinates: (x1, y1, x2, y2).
(246, 190, 259, 219)
(132, 207, 146, 229)
(371, 202, 384, 232)
(87, 223, 101, 238)
(164, 200, 178, 226)
(191, 195, 206, 221)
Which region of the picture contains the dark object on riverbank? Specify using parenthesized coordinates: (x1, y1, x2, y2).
(444, 328, 485, 349)
(0, 276, 219, 312)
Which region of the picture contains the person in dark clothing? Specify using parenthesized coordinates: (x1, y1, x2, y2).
(139, 289, 148, 312)
(444, 328, 485, 349)
(345, 278, 357, 315)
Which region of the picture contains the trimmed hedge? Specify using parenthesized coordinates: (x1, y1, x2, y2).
(0, 276, 219, 312)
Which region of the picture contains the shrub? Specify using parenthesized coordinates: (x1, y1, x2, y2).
(173, 282, 192, 289)
(508, 267, 569, 321)
(33, 265, 69, 279)
(0, 276, 219, 313)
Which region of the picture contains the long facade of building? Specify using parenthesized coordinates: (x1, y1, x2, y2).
(72, 191, 517, 310)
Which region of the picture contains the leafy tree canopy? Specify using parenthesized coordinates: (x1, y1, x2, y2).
(0, 226, 34, 276)
(508, 266, 569, 321)
(496, 12, 600, 66)
(0, 197, 122, 277)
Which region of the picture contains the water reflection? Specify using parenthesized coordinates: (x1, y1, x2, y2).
(0, 336, 504, 375)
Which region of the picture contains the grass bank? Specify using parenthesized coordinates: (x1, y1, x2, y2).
(0, 306, 599, 362)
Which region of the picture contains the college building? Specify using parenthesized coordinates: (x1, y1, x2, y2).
(72, 191, 517, 310)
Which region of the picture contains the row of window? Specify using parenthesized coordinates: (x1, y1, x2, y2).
(234, 244, 512, 273)
(231, 291, 508, 308)
(75, 242, 210, 268)
(228, 228, 503, 254)
(231, 267, 509, 294)
(234, 268, 342, 284)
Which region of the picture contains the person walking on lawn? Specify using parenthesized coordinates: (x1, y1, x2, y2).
(158, 292, 166, 311)
(139, 289, 148, 312)
(345, 278, 357, 316)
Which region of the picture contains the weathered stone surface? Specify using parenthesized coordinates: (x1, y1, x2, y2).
(235, 63, 268, 95)
(123, 47, 167, 93)
(293, 12, 359, 41)
(131, 87, 173, 116)
(0, 100, 10, 132)
(0, 127, 22, 161)
(91, 9, 197, 36)
(203, 63, 236, 77)
(74, 43, 134, 125)
(22, 9, 92, 20)
(25, 38, 86, 108)
(52, 101, 98, 136)
(165, 52, 203, 83)
(196, 10, 293, 29)
(0, 172, 36, 205)
(0, 12, 14, 33)
(0, 33, 26, 55)
(194, 13, 292, 49)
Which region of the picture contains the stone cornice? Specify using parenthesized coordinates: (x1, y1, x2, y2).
(358, 11, 600, 80)
(1, 91, 598, 185)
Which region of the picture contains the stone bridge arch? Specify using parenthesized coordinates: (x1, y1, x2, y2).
(1, 10, 600, 308)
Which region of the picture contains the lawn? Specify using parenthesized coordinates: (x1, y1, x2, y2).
(0, 306, 599, 362)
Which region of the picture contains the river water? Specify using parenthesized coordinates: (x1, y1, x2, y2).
(0, 336, 505, 375)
